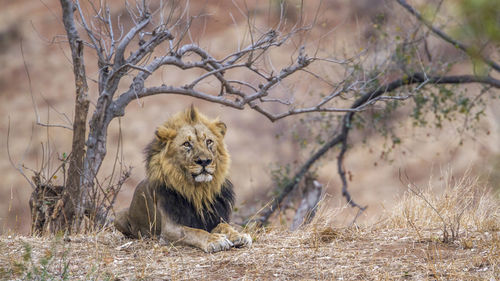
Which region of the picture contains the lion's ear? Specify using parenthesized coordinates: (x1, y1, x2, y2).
(155, 126, 177, 142)
(187, 105, 199, 123)
(213, 120, 227, 137)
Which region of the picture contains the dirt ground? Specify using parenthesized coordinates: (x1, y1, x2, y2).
(2, 176, 499, 280)
(0, 222, 498, 280)
(1, 0, 499, 239)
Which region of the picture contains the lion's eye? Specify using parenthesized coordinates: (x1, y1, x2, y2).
(182, 141, 192, 148)
(206, 139, 213, 146)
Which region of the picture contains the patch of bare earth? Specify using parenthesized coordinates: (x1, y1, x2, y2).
(0, 226, 498, 280)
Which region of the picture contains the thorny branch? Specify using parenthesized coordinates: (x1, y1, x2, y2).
(398, 170, 468, 243)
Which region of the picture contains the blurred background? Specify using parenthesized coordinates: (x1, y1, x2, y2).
(1, 0, 499, 234)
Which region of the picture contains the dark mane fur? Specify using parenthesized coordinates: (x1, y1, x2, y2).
(144, 138, 163, 169)
(155, 179, 234, 232)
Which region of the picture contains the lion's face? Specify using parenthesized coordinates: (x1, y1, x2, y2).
(170, 123, 221, 183)
(145, 107, 230, 210)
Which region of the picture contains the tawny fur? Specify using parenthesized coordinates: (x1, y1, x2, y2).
(114, 106, 252, 253)
(146, 107, 230, 214)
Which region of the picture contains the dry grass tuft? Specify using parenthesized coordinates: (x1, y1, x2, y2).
(387, 170, 500, 241)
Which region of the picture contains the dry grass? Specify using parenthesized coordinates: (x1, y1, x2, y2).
(387, 170, 500, 241)
(1, 173, 498, 280)
(0, 227, 498, 280)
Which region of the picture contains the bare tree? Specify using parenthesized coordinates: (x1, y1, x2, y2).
(25, 0, 499, 232)
(41, 0, 367, 232)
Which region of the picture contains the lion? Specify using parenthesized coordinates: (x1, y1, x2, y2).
(114, 106, 252, 253)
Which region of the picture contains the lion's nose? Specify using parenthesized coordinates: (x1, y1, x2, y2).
(195, 158, 212, 167)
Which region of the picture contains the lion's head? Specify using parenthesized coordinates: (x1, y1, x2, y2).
(145, 106, 230, 213)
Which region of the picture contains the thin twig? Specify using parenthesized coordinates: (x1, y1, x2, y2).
(7, 118, 36, 189)
(21, 40, 73, 130)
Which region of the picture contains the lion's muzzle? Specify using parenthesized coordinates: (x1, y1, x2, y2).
(192, 157, 214, 182)
(194, 173, 213, 182)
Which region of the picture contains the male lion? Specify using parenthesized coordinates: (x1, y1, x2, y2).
(115, 106, 252, 253)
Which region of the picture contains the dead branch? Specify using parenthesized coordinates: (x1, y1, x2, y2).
(21, 41, 72, 130)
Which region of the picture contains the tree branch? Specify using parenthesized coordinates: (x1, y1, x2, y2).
(248, 72, 500, 225)
(337, 115, 366, 210)
(113, 15, 151, 68)
(396, 0, 500, 73)
(126, 27, 174, 66)
(74, 0, 106, 64)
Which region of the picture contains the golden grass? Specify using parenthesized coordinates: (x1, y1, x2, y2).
(387, 170, 500, 240)
(1, 173, 498, 280)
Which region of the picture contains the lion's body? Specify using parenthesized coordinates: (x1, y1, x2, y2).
(118, 179, 235, 238)
(114, 107, 251, 252)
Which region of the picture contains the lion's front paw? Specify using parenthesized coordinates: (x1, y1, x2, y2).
(229, 232, 252, 248)
(205, 233, 233, 253)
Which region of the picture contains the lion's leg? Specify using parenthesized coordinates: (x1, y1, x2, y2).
(211, 223, 252, 248)
(158, 209, 233, 253)
(114, 208, 134, 238)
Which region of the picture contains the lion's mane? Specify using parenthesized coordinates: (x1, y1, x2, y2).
(144, 107, 231, 216)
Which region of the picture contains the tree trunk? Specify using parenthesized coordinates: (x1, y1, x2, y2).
(81, 96, 119, 226)
(82, 120, 110, 226)
(44, 0, 89, 233)
(290, 176, 323, 231)
(54, 38, 89, 233)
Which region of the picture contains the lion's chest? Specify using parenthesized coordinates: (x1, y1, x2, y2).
(156, 181, 234, 232)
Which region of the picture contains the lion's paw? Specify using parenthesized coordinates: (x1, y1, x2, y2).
(229, 233, 252, 248)
(206, 233, 233, 253)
